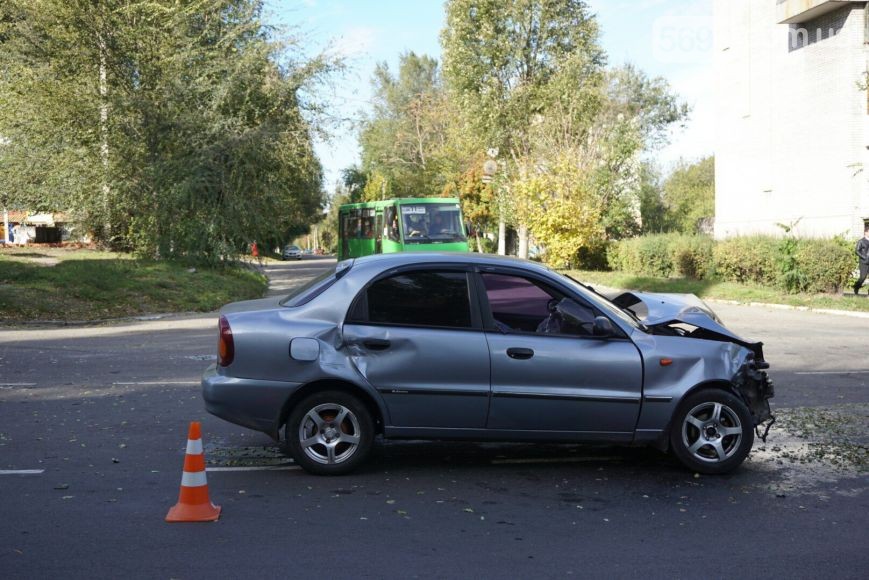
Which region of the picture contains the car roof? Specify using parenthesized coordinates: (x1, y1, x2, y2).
(349, 252, 555, 276)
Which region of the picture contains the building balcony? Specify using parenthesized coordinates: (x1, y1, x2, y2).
(776, 0, 864, 24)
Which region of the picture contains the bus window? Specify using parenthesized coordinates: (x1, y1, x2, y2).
(350, 209, 361, 238)
(361, 208, 375, 239)
(385, 206, 400, 242)
(340, 213, 349, 240)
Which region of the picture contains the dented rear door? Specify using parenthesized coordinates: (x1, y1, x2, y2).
(343, 268, 490, 429)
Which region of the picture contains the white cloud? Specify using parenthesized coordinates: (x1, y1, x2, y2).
(329, 25, 377, 58)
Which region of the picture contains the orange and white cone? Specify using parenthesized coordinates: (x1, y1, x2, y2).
(165, 421, 221, 523)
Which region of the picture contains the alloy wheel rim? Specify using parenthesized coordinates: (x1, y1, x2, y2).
(299, 403, 361, 465)
(681, 402, 743, 463)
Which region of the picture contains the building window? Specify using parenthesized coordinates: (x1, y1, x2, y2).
(788, 6, 851, 51)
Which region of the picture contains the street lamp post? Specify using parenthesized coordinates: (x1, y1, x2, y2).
(482, 150, 506, 256)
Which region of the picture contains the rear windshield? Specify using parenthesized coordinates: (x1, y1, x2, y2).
(279, 260, 352, 307)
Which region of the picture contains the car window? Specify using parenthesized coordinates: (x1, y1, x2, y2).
(354, 270, 472, 329)
(481, 273, 597, 336)
(280, 261, 352, 307)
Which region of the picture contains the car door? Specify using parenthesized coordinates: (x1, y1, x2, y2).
(477, 270, 643, 437)
(343, 267, 490, 430)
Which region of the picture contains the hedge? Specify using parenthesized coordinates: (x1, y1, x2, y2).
(607, 233, 855, 293)
(607, 233, 714, 279)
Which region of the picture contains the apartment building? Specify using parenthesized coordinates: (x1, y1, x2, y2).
(715, 0, 869, 238)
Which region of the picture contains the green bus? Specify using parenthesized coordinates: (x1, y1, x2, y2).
(337, 197, 470, 261)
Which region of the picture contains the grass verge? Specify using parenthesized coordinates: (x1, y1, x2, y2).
(0, 247, 267, 323)
(565, 270, 869, 313)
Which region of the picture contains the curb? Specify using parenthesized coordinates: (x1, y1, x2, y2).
(704, 298, 869, 320)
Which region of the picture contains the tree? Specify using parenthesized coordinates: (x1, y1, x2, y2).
(441, 0, 605, 257)
(662, 156, 715, 234)
(636, 163, 671, 234)
(441, 154, 496, 252)
(513, 151, 605, 267)
(0, 0, 332, 262)
(341, 166, 367, 204)
(359, 52, 450, 198)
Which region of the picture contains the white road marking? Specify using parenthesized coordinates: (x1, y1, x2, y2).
(0, 383, 37, 386)
(491, 456, 624, 465)
(793, 370, 869, 375)
(0, 469, 44, 475)
(112, 381, 199, 385)
(206, 465, 300, 472)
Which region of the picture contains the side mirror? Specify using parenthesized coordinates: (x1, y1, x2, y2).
(592, 316, 614, 337)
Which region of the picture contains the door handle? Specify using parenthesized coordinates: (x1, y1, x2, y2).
(507, 347, 534, 360)
(363, 339, 391, 351)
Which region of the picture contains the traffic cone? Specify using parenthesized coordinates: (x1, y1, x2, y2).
(165, 421, 221, 523)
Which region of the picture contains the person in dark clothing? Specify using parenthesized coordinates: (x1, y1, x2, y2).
(855, 226, 869, 295)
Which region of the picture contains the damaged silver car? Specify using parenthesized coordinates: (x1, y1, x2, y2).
(202, 253, 774, 475)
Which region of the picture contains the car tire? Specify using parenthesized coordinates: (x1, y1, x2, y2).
(669, 388, 754, 475)
(286, 390, 374, 475)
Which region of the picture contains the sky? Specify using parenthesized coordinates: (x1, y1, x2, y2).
(264, 0, 715, 190)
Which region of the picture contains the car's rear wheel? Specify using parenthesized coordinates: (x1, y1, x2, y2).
(669, 388, 754, 474)
(286, 391, 373, 475)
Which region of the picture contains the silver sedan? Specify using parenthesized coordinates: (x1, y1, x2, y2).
(202, 253, 774, 475)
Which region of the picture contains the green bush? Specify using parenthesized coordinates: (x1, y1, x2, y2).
(671, 235, 714, 279)
(608, 234, 713, 279)
(574, 242, 610, 270)
(713, 236, 779, 286)
(605, 233, 854, 294)
(635, 235, 674, 277)
(606, 238, 631, 272)
(795, 239, 853, 293)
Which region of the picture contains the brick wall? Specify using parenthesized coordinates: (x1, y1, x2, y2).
(714, 1, 869, 239)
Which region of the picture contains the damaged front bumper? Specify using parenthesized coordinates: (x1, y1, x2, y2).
(733, 360, 776, 441)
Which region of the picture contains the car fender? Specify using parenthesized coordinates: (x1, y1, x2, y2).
(631, 331, 757, 438)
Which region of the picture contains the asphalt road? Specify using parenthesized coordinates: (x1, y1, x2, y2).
(1, 256, 866, 579)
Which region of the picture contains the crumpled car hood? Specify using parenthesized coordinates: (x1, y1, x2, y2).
(610, 291, 762, 355)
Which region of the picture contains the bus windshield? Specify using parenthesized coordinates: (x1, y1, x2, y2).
(400, 203, 467, 244)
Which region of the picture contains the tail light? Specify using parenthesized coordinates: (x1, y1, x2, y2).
(218, 315, 234, 367)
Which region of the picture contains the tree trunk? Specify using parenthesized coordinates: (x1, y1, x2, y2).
(99, 33, 111, 245)
(475, 232, 483, 253)
(518, 224, 528, 259)
(497, 217, 506, 256)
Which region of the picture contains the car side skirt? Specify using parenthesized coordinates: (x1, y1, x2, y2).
(383, 426, 635, 443)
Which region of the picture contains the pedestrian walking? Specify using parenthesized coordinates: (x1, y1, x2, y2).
(855, 225, 869, 295)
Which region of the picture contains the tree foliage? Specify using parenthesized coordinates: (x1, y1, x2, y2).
(439, 0, 688, 265)
(662, 156, 715, 234)
(0, 0, 332, 263)
(513, 152, 605, 267)
(441, 0, 605, 160)
(359, 52, 450, 198)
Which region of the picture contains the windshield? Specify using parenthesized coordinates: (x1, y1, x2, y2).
(557, 272, 647, 332)
(400, 203, 466, 244)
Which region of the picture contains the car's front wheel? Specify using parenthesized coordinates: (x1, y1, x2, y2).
(286, 391, 373, 475)
(669, 388, 754, 474)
